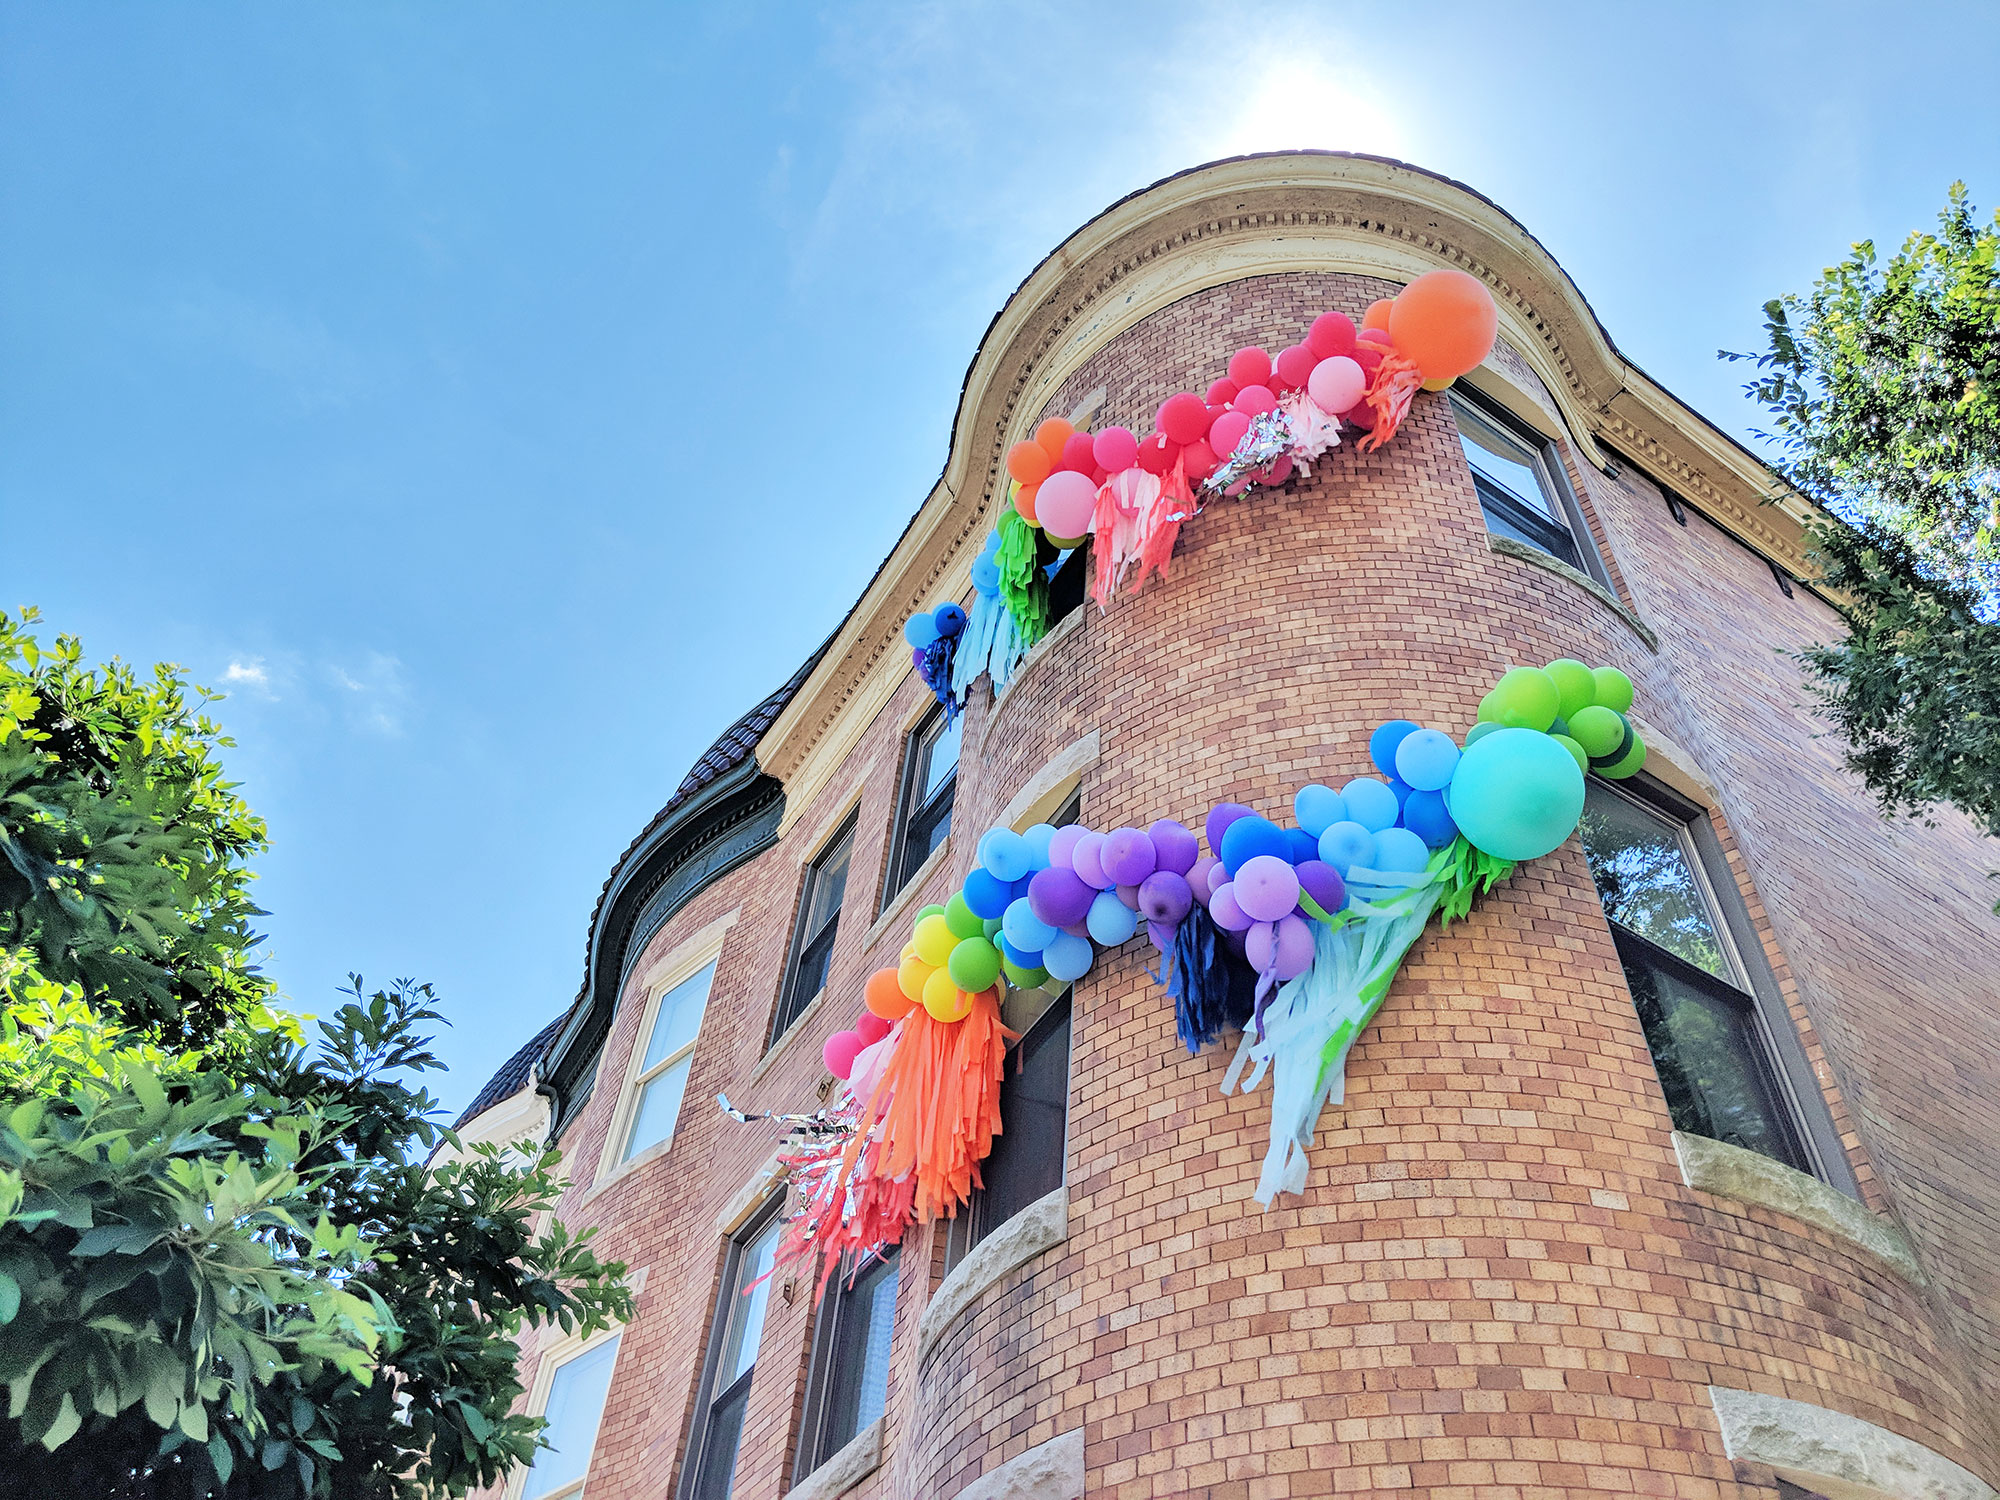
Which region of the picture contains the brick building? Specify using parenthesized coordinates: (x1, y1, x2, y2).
(463, 154, 2000, 1500)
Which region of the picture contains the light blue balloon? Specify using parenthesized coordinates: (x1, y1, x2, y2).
(983, 827, 1032, 881)
(1370, 826, 1431, 874)
(1449, 727, 1587, 861)
(1002, 896, 1058, 952)
(1393, 729, 1461, 792)
(904, 612, 940, 648)
(1022, 823, 1057, 871)
(1341, 777, 1401, 833)
(1317, 821, 1375, 874)
(1085, 888, 1138, 945)
(1043, 931, 1094, 983)
(971, 555, 1001, 596)
(1292, 783, 1347, 838)
(982, 529, 1003, 556)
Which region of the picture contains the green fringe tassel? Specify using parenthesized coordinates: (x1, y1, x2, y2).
(996, 506, 1052, 648)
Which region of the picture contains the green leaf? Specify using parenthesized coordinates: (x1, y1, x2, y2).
(0, 1270, 18, 1325)
(207, 1432, 233, 1485)
(178, 1401, 208, 1443)
(39, 1393, 80, 1451)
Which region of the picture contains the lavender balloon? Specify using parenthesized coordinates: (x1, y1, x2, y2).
(1101, 827, 1158, 886)
(1138, 870, 1194, 923)
(1293, 860, 1347, 919)
(1071, 831, 1112, 889)
(1146, 919, 1178, 951)
(1188, 855, 1221, 904)
(1246, 912, 1314, 980)
(1115, 884, 1141, 910)
(1047, 823, 1089, 870)
(1208, 881, 1254, 932)
(1147, 819, 1200, 876)
(1027, 866, 1095, 927)
(1233, 854, 1302, 923)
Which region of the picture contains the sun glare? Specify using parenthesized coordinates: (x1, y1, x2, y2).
(1191, 55, 1409, 165)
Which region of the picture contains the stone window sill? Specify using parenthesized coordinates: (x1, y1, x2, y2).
(1673, 1132, 1924, 1287)
(1709, 1386, 1995, 1500)
(785, 1417, 883, 1500)
(952, 1428, 1085, 1500)
(916, 1185, 1067, 1367)
(1486, 533, 1660, 651)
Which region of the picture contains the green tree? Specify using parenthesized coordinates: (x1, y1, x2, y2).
(1728, 184, 2000, 860)
(0, 609, 629, 1499)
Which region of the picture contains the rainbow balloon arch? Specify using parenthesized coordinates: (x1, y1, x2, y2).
(727, 276, 1653, 1294)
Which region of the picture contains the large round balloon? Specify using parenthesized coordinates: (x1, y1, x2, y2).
(1006, 440, 1051, 486)
(1490, 667, 1561, 732)
(1028, 866, 1096, 928)
(1002, 896, 1058, 952)
(1147, 819, 1200, 876)
(947, 935, 1002, 992)
(1393, 729, 1460, 792)
(1293, 783, 1346, 838)
(1386, 269, 1498, 382)
(1307, 311, 1357, 359)
(1449, 727, 1587, 861)
(1101, 828, 1158, 886)
(865, 967, 914, 1019)
(1233, 854, 1301, 922)
(1043, 931, 1094, 983)
(1037, 470, 1097, 540)
(1137, 870, 1194, 924)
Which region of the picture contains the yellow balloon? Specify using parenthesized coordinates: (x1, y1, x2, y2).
(1421, 375, 1455, 392)
(897, 952, 935, 1002)
(923, 968, 972, 1022)
(913, 913, 959, 968)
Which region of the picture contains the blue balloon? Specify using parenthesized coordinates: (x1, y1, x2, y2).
(962, 868, 1013, 920)
(1285, 828, 1319, 865)
(1002, 896, 1058, 952)
(1394, 728, 1461, 792)
(1341, 777, 1401, 833)
(1293, 783, 1346, 838)
(971, 555, 1001, 596)
(1317, 821, 1375, 874)
(998, 932, 1043, 967)
(982, 529, 1003, 556)
(1369, 720, 1421, 778)
(1085, 888, 1138, 945)
(1401, 789, 1460, 849)
(1370, 826, 1431, 874)
(1449, 727, 1587, 861)
(1386, 775, 1414, 807)
(1043, 931, 1094, 983)
(983, 827, 1032, 881)
(1219, 814, 1291, 877)
(904, 612, 940, 648)
(932, 602, 967, 637)
(1012, 874, 1037, 901)
(1022, 823, 1057, 871)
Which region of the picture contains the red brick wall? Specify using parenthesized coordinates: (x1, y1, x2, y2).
(496, 270, 1998, 1500)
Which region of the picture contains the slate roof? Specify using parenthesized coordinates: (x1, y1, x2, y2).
(453, 1012, 568, 1128)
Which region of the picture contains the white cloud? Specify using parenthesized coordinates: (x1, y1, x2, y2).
(328, 652, 408, 738)
(222, 657, 270, 689)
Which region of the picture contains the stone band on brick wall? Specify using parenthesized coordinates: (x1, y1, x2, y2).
(1709, 1387, 1997, 1500)
(915, 1186, 1068, 1368)
(949, 1428, 1084, 1500)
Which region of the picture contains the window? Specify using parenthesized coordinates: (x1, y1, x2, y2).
(773, 816, 856, 1044)
(679, 1204, 784, 1500)
(1450, 390, 1601, 580)
(522, 1334, 621, 1500)
(883, 707, 961, 906)
(948, 993, 1071, 1267)
(622, 961, 717, 1162)
(794, 1249, 899, 1481)
(1577, 781, 1818, 1174)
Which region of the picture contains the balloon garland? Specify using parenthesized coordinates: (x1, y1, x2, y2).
(729, 656, 1648, 1287)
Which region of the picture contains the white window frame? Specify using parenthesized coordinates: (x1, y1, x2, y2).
(509, 1324, 625, 1500)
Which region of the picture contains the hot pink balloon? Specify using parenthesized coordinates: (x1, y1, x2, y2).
(1255, 454, 1293, 486)
(1233, 854, 1301, 922)
(854, 1013, 891, 1046)
(1058, 431, 1097, 474)
(1048, 824, 1088, 870)
(1092, 426, 1138, 473)
(1071, 830, 1112, 889)
(1208, 881, 1253, 932)
(1205, 377, 1239, 405)
(1307, 311, 1357, 359)
(1036, 470, 1097, 540)
(1308, 356, 1366, 415)
(822, 1030, 863, 1079)
(1273, 344, 1317, 392)
(1209, 410, 1250, 458)
(1231, 384, 1277, 417)
(1227, 347, 1272, 389)
(1181, 440, 1219, 483)
(1156, 392, 1210, 446)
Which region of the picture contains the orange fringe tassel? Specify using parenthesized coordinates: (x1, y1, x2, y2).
(1357, 352, 1424, 453)
(873, 986, 1015, 1222)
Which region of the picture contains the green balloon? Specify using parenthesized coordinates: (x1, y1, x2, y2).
(1492, 667, 1560, 732)
(1476, 689, 1502, 724)
(1448, 727, 1585, 861)
(947, 935, 1002, 992)
(1464, 721, 1505, 747)
(944, 892, 984, 940)
(1590, 665, 1635, 714)
(1001, 957, 1049, 988)
(1567, 705, 1627, 759)
(1600, 729, 1647, 779)
(1545, 658, 1596, 720)
(917, 904, 948, 923)
(1550, 734, 1590, 774)
(983, 916, 1003, 939)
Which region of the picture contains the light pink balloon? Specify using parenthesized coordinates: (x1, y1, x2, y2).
(1071, 830, 1111, 889)
(1048, 824, 1089, 870)
(1308, 356, 1366, 415)
(1037, 470, 1098, 539)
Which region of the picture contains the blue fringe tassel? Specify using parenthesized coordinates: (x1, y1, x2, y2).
(1168, 907, 1255, 1054)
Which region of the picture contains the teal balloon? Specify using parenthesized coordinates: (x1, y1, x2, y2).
(1448, 727, 1585, 861)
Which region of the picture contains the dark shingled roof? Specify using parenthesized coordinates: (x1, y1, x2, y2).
(454, 1013, 567, 1129)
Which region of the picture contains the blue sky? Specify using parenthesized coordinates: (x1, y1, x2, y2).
(6, 2, 1997, 1116)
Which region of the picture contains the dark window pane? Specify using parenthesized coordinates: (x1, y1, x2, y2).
(1612, 927, 1809, 1172)
(1578, 789, 1731, 978)
(1046, 545, 1087, 624)
(801, 830, 852, 939)
(888, 710, 959, 900)
(807, 1251, 899, 1471)
(776, 821, 855, 1041)
(689, 1371, 751, 1500)
(1451, 392, 1587, 571)
(683, 1209, 781, 1500)
(974, 1000, 1070, 1244)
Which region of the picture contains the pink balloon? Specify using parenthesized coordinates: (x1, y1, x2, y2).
(1227, 347, 1272, 389)
(1058, 431, 1097, 474)
(1156, 392, 1210, 446)
(1273, 344, 1317, 392)
(1208, 881, 1253, 932)
(823, 1031, 863, 1079)
(1307, 312, 1357, 359)
(1234, 854, 1302, 922)
(1205, 377, 1239, 405)
(1093, 426, 1139, 473)
(1071, 830, 1112, 889)
(1255, 454, 1293, 486)
(1308, 356, 1366, 415)
(1036, 470, 1097, 539)
(1209, 410, 1251, 458)
(1231, 384, 1276, 418)
(854, 1013, 890, 1046)
(1188, 855, 1221, 903)
(1048, 824, 1089, 870)
(1135, 432, 1179, 475)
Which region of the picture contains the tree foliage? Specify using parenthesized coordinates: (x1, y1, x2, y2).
(1728, 185, 2000, 862)
(0, 609, 630, 1499)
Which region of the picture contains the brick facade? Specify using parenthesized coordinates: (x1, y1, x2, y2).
(479, 163, 1999, 1500)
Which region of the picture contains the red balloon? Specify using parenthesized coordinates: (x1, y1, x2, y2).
(1135, 432, 1179, 475)
(1091, 465, 1109, 485)
(1342, 400, 1375, 431)
(1307, 312, 1357, 359)
(1209, 409, 1251, 457)
(1092, 425, 1139, 473)
(1205, 377, 1239, 405)
(1156, 392, 1210, 446)
(1352, 342, 1386, 379)
(1232, 384, 1276, 417)
(1227, 347, 1272, 389)
(1059, 431, 1097, 474)
(1181, 439, 1220, 483)
(1273, 344, 1317, 392)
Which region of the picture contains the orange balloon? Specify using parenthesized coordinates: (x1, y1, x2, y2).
(1361, 298, 1395, 333)
(865, 967, 914, 1020)
(1033, 417, 1073, 465)
(1006, 440, 1051, 486)
(1387, 270, 1498, 383)
(1015, 482, 1042, 525)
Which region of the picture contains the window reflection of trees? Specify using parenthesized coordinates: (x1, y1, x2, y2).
(1577, 800, 1727, 978)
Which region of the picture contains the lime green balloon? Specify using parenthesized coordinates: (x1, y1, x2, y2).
(913, 912, 958, 967)
(1550, 734, 1590, 774)
(1590, 665, 1635, 714)
(1600, 729, 1647, 779)
(917, 904, 948, 923)
(1464, 721, 1505, 747)
(1002, 957, 1049, 988)
(1567, 704, 1627, 759)
(1545, 659, 1596, 720)
(1476, 690, 1502, 724)
(944, 892, 984, 940)
(947, 935, 1002, 992)
(1492, 667, 1560, 732)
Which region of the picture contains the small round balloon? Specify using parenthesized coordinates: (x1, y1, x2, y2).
(1002, 896, 1058, 953)
(944, 892, 984, 939)
(1093, 426, 1139, 473)
(1227, 347, 1272, 389)
(823, 1031, 863, 1079)
(1234, 854, 1302, 923)
(1370, 826, 1431, 874)
(1071, 831, 1111, 889)
(854, 1012, 891, 1046)
(1307, 356, 1366, 415)
(923, 967, 972, 1022)
(903, 613, 939, 648)
(1294, 859, 1346, 918)
(982, 827, 1032, 882)
(1491, 667, 1561, 732)
(1544, 659, 1596, 720)
(1147, 819, 1200, 876)
(1394, 729, 1461, 792)
(1340, 778, 1401, 834)
(1036, 471, 1097, 540)
(947, 935, 1002, 993)
(1599, 728, 1647, 779)
(962, 868, 1013, 921)
(1137, 870, 1194, 924)
(1219, 815, 1291, 877)
(1086, 888, 1139, 945)
(1567, 705, 1627, 759)
(931, 603, 966, 637)
(1591, 666, 1635, 714)
(1307, 311, 1357, 359)
(897, 951, 934, 1002)
(1368, 720, 1422, 777)
(913, 913, 958, 967)
(865, 967, 914, 1019)
(1293, 783, 1347, 838)
(1043, 931, 1094, 983)
(1207, 882, 1253, 932)
(1005, 440, 1051, 485)
(1317, 820, 1375, 874)
(1400, 789, 1459, 849)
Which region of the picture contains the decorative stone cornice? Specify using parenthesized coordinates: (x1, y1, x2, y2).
(755, 152, 1822, 811)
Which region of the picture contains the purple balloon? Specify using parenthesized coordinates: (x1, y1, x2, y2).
(1293, 860, 1347, 918)
(1147, 819, 1200, 876)
(1062, 921, 1091, 940)
(1027, 866, 1096, 927)
(1146, 919, 1178, 951)
(1071, 831, 1111, 889)
(1047, 824, 1089, 870)
(1234, 854, 1302, 923)
(1205, 802, 1257, 858)
(911, 647, 926, 669)
(1115, 883, 1141, 910)
(1208, 881, 1253, 932)
(1138, 870, 1194, 923)
(1188, 855, 1220, 904)
(1101, 827, 1158, 886)
(1247, 913, 1314, 979)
